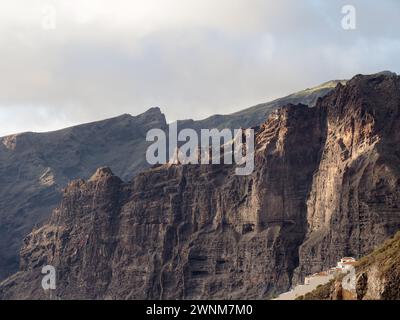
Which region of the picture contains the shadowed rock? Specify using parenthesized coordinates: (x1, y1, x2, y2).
(1, 73, 399, 300)
(0, 82, 340, 280)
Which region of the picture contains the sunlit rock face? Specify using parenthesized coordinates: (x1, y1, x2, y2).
(1, 73, 399, 300)
(0, 83, 336, 282)
(295, 72, 400, 282)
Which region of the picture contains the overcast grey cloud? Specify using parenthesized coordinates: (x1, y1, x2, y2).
(0, 0, 399, 136)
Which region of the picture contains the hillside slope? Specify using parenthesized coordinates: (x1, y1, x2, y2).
(299, 231, 400, 300)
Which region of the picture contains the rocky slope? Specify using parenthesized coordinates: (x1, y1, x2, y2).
(299, 231, 400, 300)
(0, 82, 339, 281)
(177, 79, 344, 132)
(0, 108, 167, 280)
(0, 72, 399, 300)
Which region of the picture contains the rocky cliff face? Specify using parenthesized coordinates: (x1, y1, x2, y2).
(0, 82, 338, 281)
(0, 103, 326, 299)
(295, 71, 400, 281)
(0, 108, 167, 280)
(1, 73, 399, 299)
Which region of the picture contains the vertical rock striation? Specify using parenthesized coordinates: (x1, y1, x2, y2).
(0, 82, 338, 281)
(295, 72, 400, 281)
(1, 72, 399, 299)
(0, 108, 167, 280)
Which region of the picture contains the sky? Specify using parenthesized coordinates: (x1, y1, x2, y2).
(0, 0, 400, 136)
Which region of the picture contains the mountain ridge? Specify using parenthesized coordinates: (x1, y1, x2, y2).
(1, 80, 344, 139)
(0, 107, 167, 279)
(1, 72, 399, 299)
(0, 78, 342, 280)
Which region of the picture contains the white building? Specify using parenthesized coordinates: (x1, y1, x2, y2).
(336, 257, 356, 272)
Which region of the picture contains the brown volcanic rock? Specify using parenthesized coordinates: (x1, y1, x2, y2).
(0, 83, 338, 281)
(0, 108, 167, 280)
(0, 103, 326, 299)
(294, 72, 400, 282)
(1, 73, 400, 300)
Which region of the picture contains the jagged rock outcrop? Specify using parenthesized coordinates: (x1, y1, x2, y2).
(354, 231, 400, 300)
(0, 83, 339, 281)
(294, 71, 400, 282)
(0, 105, 326, 299)
(0, 108, 167, 280)
(1, 73, 399, 299)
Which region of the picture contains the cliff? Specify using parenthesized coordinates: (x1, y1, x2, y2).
(1, 72, 399, 299)
(0, 83, 338, 281)
(0, 108, 167, 280)
(295, 71, 400, 282)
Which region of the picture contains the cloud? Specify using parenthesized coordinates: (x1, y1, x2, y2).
(0, 0, 400, 136)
